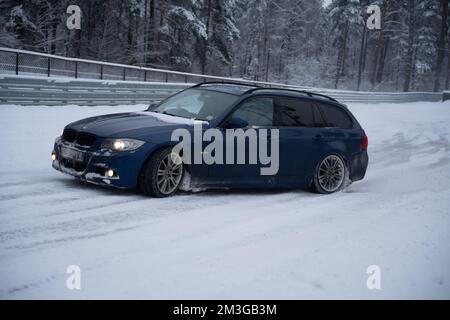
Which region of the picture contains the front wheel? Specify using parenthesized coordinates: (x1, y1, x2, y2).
(313, 154, 348, 194)
(139, 148, 183, 197)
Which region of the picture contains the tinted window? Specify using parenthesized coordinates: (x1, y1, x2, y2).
(231, 97, 274, 127)
(273, 97, 323, 127)
(318, 103, 353, 129)
(312, 105, 326, 127)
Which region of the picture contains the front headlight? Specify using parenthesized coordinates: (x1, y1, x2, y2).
(101, 138, 145, 152)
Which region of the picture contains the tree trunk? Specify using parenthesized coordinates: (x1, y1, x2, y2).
(143, 0, 148, 64)
(75, 30, 81, 58)
(200, 0, 212, 74)
(155, 4, 165, 64)
(434, 0, 449, 92)
(127, 11, 134, 50)
(375, 37, 389, 85)
(50, 20, 57, 54)
(147, 0, 155, 64)
(341, 22, 349, 78)
(357, 24, 367, 90)
(335, 21, 349, 89)
(403, 0, 415, 92)
(446, 48, 450, 90)
(370, 0, 390, 89)
(262, 4, 269, 81)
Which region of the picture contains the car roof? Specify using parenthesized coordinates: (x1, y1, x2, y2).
(193, 82, 340, 105)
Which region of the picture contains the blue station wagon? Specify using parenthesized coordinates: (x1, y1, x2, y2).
(52, 82, 368, 197)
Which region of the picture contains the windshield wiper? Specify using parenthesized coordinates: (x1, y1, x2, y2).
(162, 110, 183, 117)
(154, 110, 207, 121)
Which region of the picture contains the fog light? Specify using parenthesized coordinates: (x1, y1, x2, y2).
(106, 169, 114, 177)
(51, 153, 56, 161)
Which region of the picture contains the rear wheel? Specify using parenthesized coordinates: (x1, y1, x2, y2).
(313, 154, 347, 194)
(139, 148, 183, 197)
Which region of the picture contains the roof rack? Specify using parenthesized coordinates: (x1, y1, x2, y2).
(299, 90, 338, 102)
(192, 82, 338, 103)
(192, 81, 261, 88)
(243, 87, 338, 102)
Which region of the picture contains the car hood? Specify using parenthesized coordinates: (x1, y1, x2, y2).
(67, 111, 204, 140)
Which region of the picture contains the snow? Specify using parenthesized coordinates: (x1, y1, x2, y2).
(0, 101, 449, 299)
(0, 73, 194, 87)
(168, 6, 208, 40)
(135, 111, 208, 125)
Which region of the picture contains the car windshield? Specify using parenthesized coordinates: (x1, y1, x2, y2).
(150, 88, 239, 121)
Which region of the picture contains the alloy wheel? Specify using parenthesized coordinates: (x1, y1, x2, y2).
(317, 155, 345, 193)
(156, 152, 183, 195)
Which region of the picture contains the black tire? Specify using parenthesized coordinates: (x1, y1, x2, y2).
(312, 154, 348, 194)
(138, 148, 183, 197)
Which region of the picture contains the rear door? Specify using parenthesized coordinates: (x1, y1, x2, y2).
(273, 97, 331, 186)
(315, 102, 359, 157)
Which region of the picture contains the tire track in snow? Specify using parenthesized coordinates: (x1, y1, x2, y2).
(0, 189, 309, 254)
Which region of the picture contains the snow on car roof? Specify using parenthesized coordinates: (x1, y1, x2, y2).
(197, 83, 258, 95)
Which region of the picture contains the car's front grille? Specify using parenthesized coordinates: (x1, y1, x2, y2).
(76, 132, 96, 147)
(62, 129, 97, 148)
(62, 128, 77, 143)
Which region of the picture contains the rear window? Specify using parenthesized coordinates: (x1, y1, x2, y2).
(318, 103, 353, 129)
(274, 97, 324, 127)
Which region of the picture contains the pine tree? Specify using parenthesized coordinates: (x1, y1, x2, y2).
(433, 0, 449, 91)
(327, 0, 363, 89)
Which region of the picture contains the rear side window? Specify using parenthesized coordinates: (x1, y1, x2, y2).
(318, 103, 353, 129)
(273, 97, 324, 127)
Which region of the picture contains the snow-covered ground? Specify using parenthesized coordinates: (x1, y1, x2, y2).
(0, 102, 449, 299)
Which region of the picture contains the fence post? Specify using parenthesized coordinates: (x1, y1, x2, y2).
(144, 70, 147, 82)
(123, 68, 126, 81)
(185, 75, 188, 83)
(100, 65, 103, 80)
(15, 53, 19, 75)
(165, 73, 168, 82)
(47, 57, 51, 77)
(74, 61, 78, 79)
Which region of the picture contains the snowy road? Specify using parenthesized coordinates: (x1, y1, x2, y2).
(0, 102, 449, 299)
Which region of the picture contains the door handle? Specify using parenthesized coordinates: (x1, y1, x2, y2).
(314, 134, 323, 139)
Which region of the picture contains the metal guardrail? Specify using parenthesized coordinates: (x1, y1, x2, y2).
(305, 90, 443, 103)
(0, 76, 190, 106)
(0, 75, 443, 106)
(0, 47, 445, 105)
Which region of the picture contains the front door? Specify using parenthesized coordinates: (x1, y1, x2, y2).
(207, 96, 275, 187)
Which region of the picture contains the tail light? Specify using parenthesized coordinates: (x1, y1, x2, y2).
(361, 133, 368, 150)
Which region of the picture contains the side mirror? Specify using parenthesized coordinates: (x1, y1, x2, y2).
(224, 117, 248, 129)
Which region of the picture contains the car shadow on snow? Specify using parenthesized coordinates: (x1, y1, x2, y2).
(58, 176, 315, 199)
(57, 176, 139, 197)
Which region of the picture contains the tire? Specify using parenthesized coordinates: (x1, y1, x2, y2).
(313, 154, 348, 194)
(139, 148, 184, 197)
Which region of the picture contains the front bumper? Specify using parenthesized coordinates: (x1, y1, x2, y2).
(52, 137, 153, 189)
